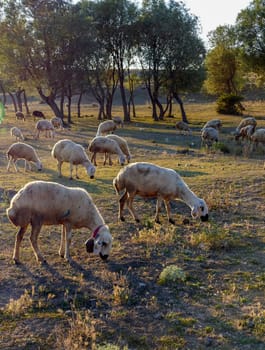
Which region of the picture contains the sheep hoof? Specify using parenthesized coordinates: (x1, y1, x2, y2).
(155, 219, 161, 224)
(135, 218, 140, 223)
(169, 218, 175, 225)
(13, 258, 20, 265)
(120, 216, 125, 222)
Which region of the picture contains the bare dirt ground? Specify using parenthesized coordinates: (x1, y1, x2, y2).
(0, 103, 264, 349)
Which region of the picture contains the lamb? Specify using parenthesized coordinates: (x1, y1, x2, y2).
(51, 117, 63, 129)
(202, 119, 222, 131)
(234, 124, 255, 141)
(234, 117, 257, 137)
(35, 119, 55, 139)
(201, 127, 219, 147)
(15, 111, 25, 121)
(113, 162, 208, 224)
(89, 136, 126, 166)
(112, 116, 124, 128)
(175, 121, 192, 135)
(7, 142, 42, 172)
(32, 110, 46, 120)
(105, 134, 131, 163)
(96, 120, 117, 136)
(250, 128, 265, 149)
(10, 127, 25, 141)
(51, 139, 96, 179)
(6, 180, 113, 264)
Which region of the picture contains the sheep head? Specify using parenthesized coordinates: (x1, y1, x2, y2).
(191, 199, 209, 222)
(85, 225, 112, 260)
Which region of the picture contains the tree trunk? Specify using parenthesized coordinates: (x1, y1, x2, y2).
(15, 88, 23, 112)
(0, 82, 7, 106)
(22, 90, 30, 115)
(77, 90, 83, 118)
(37, 87, 64, 119)
(119, 75, 130, 122)
(173, 92, 188, 123)
(8, 92, 17, 112)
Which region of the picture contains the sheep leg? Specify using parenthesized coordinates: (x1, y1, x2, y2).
(13, 160, 19, 172)
(29, 218, 45, 263)
(91, 153, 97, 166)
(75, 165, 79, 179)
(13, 226, 28, 264)
(57, 161, 62, 177)
(64, 224, 72, 262)
(119, 191, 129, 221)
(108, 154, 113, 166)
(155, 197, 163, 224)
(164, 200, 175, 224)
(127, 193, 140, 222)
(103, 153, 108, 166)
(7, 158, 14, 172)
(59, 225, 66, 258)
(69, 163, 74, 180)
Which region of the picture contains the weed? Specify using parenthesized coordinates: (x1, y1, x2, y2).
(158, 265, 187, 285)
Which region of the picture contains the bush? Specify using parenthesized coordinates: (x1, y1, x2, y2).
(216, 93, 244, 115)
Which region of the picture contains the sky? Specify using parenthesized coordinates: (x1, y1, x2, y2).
(183, 0, 251, 43)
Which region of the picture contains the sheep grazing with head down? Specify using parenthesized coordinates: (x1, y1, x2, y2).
(175, 121, 192, 135)
(35, 120, 55, 139)
(96, 120, 117, 136)
(15, 111, 25, 121)
(201, 127, 219, 147)
(6, 180, 113, 264)
(89, 136, 126, 166)
(105, 134, 131, 163)
(234, 117, 257, 138)
(51, 139, 96, 180)
(32, 110, 46, 120)
(113, 162, 209, 224)
(10, 126, 24, 141)
(235, 124, 255, 141)
(202, 119, 222, 131)
(7, 142, 42, 172)
(112, 116, 124, 128)
(51, 117, 63, 129)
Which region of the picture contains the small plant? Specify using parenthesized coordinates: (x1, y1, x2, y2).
(112, 273, 131, 305)
(158, 265, 187, 286)
(212, 142, 230, 154)
(216, 93, 244, 115)
(5, 289, 34, 316)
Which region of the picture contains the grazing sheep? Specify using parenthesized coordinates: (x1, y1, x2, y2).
(235, 117, 257, 136)
(15, 111, 25, 121)
(113, 162, 209, 224)
(175, 121, 192, 135)
(35, 119, 55, 139)
(105, 134, 131, 163)
(112, 116, 124, 128)
(51, 117, 63, 129)
(201, 127, 219, 147)
(235, 124, 255, 141)
(250, 128, 265, 149)
(89, 136, 126, 166)
(96, 120, 117, 136)
(6, 180, 113, 263)
(202, 119, 222, 131)
(51, 139, 96, 179)
(32, 110, 45, 120)
(10, 127, 24, 141)
(7, 142, 42, 172)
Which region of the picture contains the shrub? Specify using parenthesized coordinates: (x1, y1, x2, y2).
(216, 94, 244, 115)
(158, 265, 186, 286)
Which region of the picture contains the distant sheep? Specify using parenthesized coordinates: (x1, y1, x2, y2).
(35, 120, 55, 139)
(235, 124, 255, 141)
(6, 180, 113, 263)
(10, 127, 24, 141)
(175, 121, 192, 135)
(235, 117, 257, 136)
(201, 127, 219, 147)
(51, 117, 63, 129)
(96, 120, 117, 136)
(250, 128, 265, 149)
(202, 119, 222, 131)
(89, 136, 126, 166)
(32, 110, 45, 120)
(51, 139, 96, 179)
(7, 142, 42, 172)
(15, 111, 25, 121)
(112, 116, 124, 128)
(105, 134, 131, 163)
(113, 162, 209, 224)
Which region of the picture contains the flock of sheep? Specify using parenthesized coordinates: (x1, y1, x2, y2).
(6, 110, 263, 266)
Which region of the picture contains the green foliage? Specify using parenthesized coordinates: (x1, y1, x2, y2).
(212, 141, 231, 154)
(158, 266, 187, 286)
(216, 93, 244, 115)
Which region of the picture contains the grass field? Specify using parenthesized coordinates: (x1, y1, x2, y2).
(0, 100, 265, 349)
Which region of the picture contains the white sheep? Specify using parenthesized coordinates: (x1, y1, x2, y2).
(15, 111, 25, 121)
(202, 119, 222, 131)
(10, 127, 25, 141)
(6, 180, 113, 263)
(235, 117, 257, 136)
(250, 128, 265, 149)
(51, 117, 63, 129)
(112, 116, 124, 128)
(89, 136, 126, 166)
(175, 121, 192, 135)
(35, 120, 55, 139)
(113, 162, 209, 224)
(96, 120, 117, 136)
(234, 124, 255, 141)
(201, 127, 219, 147)
(51, 139, 96, 180)
(7, 142, 42, 172)
(105, 134, 131, 163)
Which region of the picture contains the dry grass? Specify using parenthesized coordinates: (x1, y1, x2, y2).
(0, 99, 265, 349)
